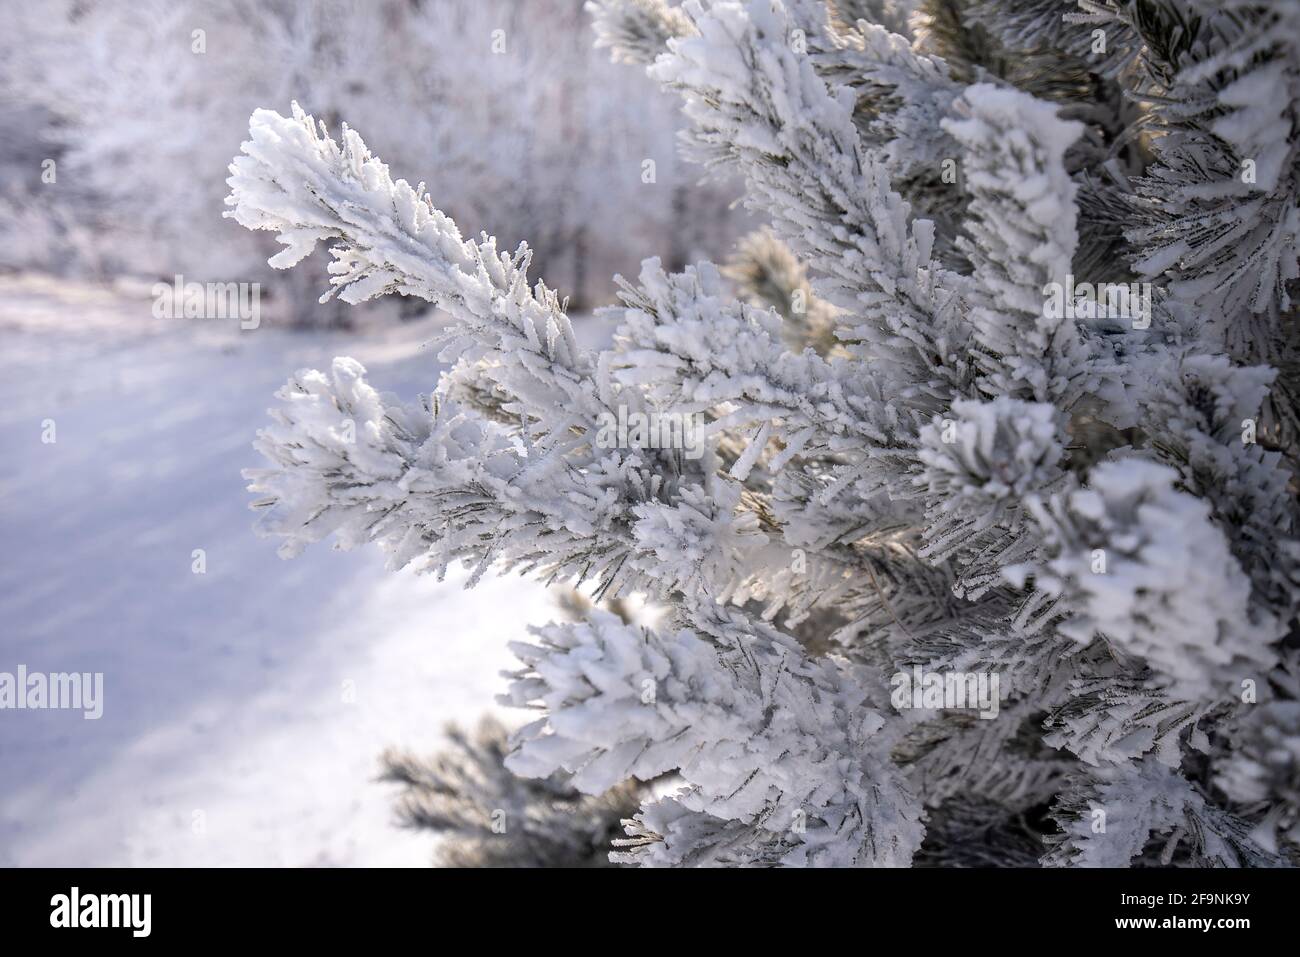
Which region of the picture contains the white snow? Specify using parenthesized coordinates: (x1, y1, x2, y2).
(0, 274, 560, 866)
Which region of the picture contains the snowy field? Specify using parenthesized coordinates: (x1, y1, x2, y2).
(0, 275, 567, 866)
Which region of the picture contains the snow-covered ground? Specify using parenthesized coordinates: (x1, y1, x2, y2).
(0, 274, 566, 866)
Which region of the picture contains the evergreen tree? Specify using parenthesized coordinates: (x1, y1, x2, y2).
(227, 0, 1300, 866)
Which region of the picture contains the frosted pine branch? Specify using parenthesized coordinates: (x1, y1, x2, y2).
(501, 605, 924, 866)
(586, 0, 693, 65)
(722, 228, 840, 354)
(943, 84, 1093, 407)
(649, 0, 974, 400)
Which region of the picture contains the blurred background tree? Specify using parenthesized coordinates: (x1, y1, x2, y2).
(0, 0, 749, 325)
